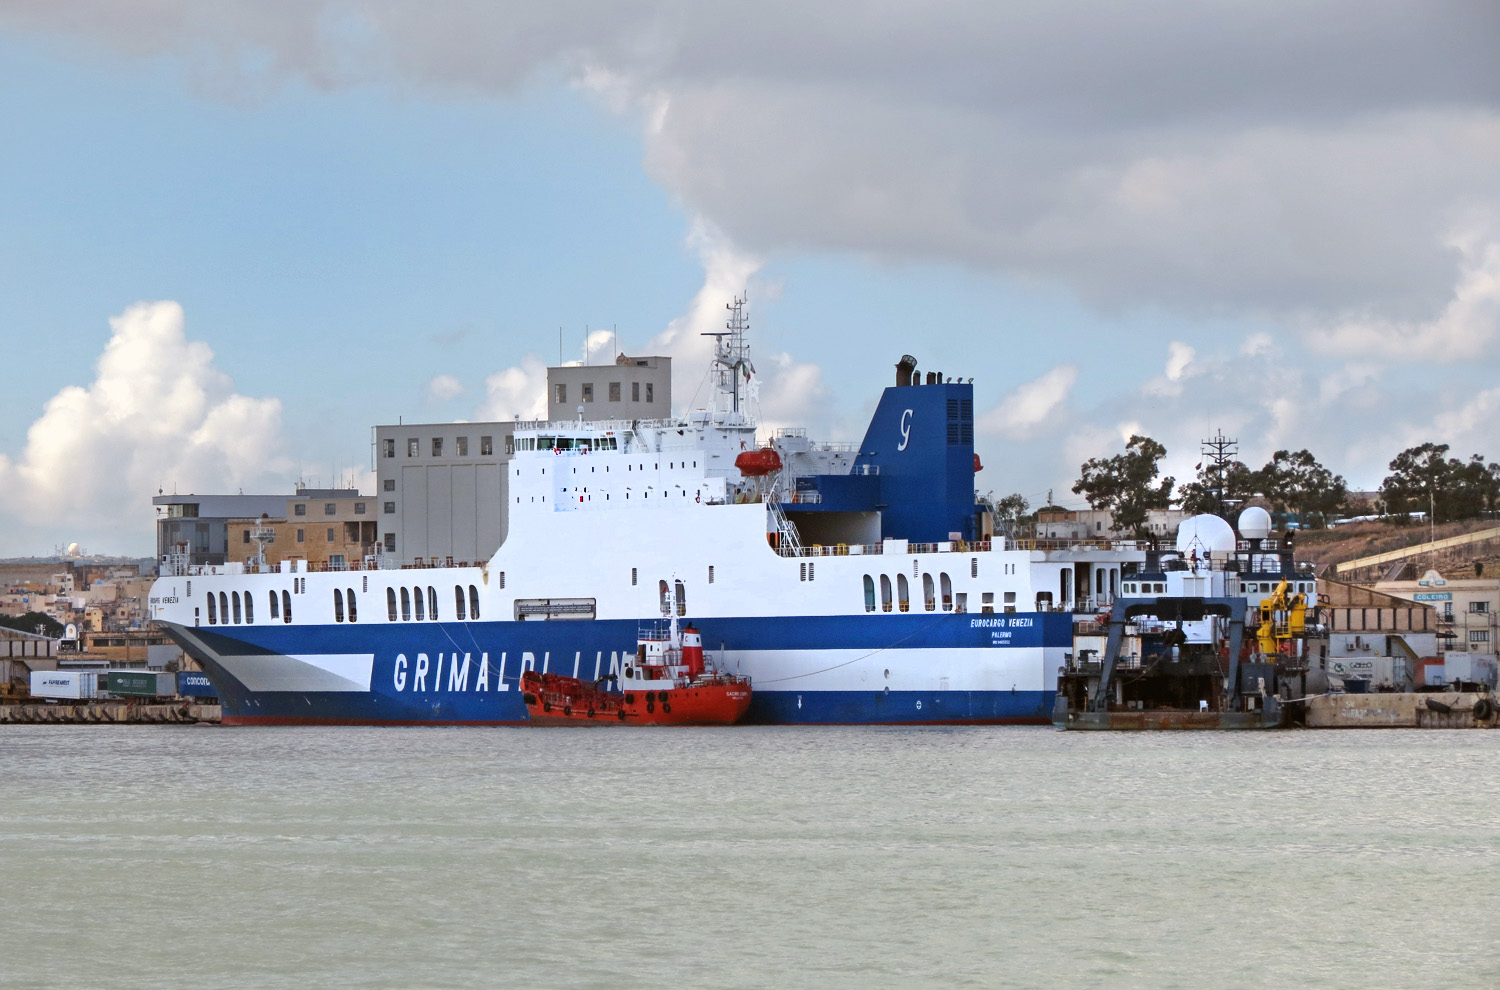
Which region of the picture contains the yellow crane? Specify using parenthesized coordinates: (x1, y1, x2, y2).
(1255, 579, 1307, 656)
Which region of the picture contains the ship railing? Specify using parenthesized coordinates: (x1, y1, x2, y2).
(775, 539, 995, 558)
(1011, 538, 1154, 551)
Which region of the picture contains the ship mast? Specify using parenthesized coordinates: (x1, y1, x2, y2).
(701, 294, 754, 423)
(1201, 429, 1240, 520)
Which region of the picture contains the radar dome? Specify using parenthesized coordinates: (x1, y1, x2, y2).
(1175, 514, 1237, 557)
(1237, 506, 1273, 540)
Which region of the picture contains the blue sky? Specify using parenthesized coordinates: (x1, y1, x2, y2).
(0, 4, 1496, 556)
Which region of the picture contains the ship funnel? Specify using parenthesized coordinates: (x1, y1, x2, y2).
(895, 354, 917, 387)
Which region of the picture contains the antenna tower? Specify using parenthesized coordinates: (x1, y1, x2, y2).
(1201, 429, 1239, 519)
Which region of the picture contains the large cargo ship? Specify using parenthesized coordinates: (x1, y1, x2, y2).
(148, 301, 1142, 725)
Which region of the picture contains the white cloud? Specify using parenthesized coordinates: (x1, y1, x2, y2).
(9, 2, 1494, 321)
(1240, 333, 1275, 358)
(648, 216, 763, 414)
(0, 301, 289, 553)
(1144, 341, 1202, 397)
(1312, 232, 1500, 360)
(756, 351, 831, 438)
(475, 356, 548, 422)
(980, 364, 1078, 439)
(425, 373, 464, 403)
(470, 216, 764, 426)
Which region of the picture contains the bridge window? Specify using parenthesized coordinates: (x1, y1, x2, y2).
(282, 590, 292, 623)
(923, 573, 935, 611)
(897, 574, 910, 612)
(244, 593, 254, 624)
(413, 587, 425, 621)
(864, 575, 876, 612)
(269, 590, 279, 619)
(220, 592, 230, 624)
(880, 575, 893, 611)
(469, 585, 481, 620)
(400, 587, 411, 621)
(206, 593, 217, 624)
(659, 580, 671, 614)
(334, 588, 345, 623)
(455, 586, 467, 621)
(674, 580, 686, 617)
(940, 573, 953, 612)
(387, 588, 397, 621)
(347, 589, 357, 623)
(428, 586, 438, 621)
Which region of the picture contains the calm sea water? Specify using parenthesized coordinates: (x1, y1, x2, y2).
(1, 725, 1496, 989)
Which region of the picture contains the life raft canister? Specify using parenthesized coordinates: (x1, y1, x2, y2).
(681, 623, 705, 679)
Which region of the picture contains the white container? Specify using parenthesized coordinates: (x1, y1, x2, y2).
(30, 670, 104, 700)
(1444, 653, 1499, 689)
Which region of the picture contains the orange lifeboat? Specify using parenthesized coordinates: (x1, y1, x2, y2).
(734, 448, 782, 477)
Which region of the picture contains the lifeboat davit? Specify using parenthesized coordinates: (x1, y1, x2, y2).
(734, 448, 783, 477)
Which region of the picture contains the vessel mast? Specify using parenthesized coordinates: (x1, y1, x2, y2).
(701, 294, 753, 420)
(1201, 429, 1240, 520)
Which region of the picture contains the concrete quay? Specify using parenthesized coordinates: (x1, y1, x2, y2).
(1305, 691, 1496, 729)
(0, 703, 221, 724)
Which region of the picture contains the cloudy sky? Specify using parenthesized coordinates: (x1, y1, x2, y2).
(1, 1, 1497, 556)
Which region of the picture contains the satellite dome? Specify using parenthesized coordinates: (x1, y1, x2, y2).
(1175, 514, 1237, 557)
(1237, 506, 1273, 540)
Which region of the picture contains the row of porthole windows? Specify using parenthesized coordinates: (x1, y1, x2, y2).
(384, 585, 481, 622)
(519, 488, 703, 505)
(516, 461, 697, 479)
(206, 589, 294, 625)
(332, 589, 359, 623)
(862, 572, 956, 613)
(563, 459, 698, 474)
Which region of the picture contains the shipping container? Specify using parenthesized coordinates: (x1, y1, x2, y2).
(1327, 656, 1411, 690)
(175, 671, 219, 698)
(106, 670, 177, 698)
(1443, 653, 1499, 690)
(30, 670, 106, 700)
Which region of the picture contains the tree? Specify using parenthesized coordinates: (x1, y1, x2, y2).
(1073, 435, 1174, 537)
(992, 493, 1031, 532)
(1380, 443, 1498, 524)
(1259, 449, 1348, 527)
(0, 611, 65, 638)
(1177, 460, 1258, 518)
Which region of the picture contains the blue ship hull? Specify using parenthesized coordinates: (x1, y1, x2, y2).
(166, 611, 1068, 726)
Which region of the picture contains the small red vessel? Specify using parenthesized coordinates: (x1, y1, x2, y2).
(522, 619, 751, 726)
